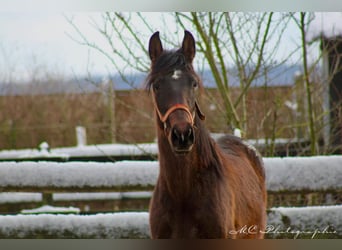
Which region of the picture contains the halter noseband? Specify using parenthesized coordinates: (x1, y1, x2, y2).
(151, 89, 205, 129)
(157, 103, 195, 127)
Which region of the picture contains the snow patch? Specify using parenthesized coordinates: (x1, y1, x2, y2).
(21, 205, 80, 214)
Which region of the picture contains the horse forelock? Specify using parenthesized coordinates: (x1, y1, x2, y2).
(145, 50, 201, 91)
(154, 50, 186, 72)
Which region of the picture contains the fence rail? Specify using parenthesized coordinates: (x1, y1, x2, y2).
(0, 138, 313, 163)
(0, 156, 341, 193)
(0, 155, 341, 238)
(0, 206, 341, 239)
(0, 161, 158, 193)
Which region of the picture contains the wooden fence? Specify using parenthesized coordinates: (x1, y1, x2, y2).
(0, 156, 341, 238)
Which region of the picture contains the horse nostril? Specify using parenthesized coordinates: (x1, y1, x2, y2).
(188, 127, 192, 137)
(187, 127, 194, 144)
(170, 124, 194, 151)
(172, 128, 179, 140)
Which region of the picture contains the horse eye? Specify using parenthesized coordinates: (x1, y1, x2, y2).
(153, 82, 160, 91)
(192, 81, 198, 88)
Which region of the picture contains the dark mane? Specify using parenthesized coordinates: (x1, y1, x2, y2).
(194, 116, 225, 178)
(153, 50, 186, 72)
(145, 50, 201, 91)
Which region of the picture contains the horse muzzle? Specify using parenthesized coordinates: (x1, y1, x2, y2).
(170, 121, 194, 154)
(153, 101, 200, 155)
(166, 107, 195, 155)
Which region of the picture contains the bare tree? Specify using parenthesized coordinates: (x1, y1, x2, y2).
(292, 12, 318, 155)
(67, 12, 295, 131)
(174, 12, 288, 135)
(66, 12, 340, 155)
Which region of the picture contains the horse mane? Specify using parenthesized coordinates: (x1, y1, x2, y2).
(193, 115, 225, 179)
(145, 50, 202, 92)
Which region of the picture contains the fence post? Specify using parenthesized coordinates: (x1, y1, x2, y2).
(42, 193, 53, 206)
(76, 126, 87, 147)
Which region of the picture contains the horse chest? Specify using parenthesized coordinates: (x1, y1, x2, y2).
(160, 185, 226, 234)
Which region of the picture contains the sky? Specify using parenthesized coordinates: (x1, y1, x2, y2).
(0, 12, 341, 83)
(0, 12, 174, 82)
(0, 12, 110, 81)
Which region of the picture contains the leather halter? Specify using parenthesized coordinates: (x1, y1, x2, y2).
(157, 103, 194, 126)
(151, 89, 205, 128)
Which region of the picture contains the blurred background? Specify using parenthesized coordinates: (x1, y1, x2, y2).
(0, 12, 341, 156)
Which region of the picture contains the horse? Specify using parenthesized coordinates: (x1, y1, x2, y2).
(146, 30, 267, 239)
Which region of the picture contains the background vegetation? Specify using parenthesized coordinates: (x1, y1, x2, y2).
(1, 12, 341, 156)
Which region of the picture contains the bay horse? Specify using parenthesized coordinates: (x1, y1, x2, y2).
(147, 30, 267, 239)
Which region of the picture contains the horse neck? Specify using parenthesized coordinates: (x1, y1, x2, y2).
(156, 116, 222, 198)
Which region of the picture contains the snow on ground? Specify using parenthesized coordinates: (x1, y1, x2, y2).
(0, 212, 150, 238)
(21, 205, 80, 214)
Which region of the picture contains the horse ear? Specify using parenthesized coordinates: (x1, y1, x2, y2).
(149, 31, 163, 63)
(181, 30, 195, 63)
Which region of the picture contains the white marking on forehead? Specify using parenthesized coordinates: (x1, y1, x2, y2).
(172, 70, 182, 80)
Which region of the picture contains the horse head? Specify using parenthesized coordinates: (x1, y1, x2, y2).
(148, 30, 205, 154)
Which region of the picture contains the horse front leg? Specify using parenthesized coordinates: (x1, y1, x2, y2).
(149, 185, 173, 239)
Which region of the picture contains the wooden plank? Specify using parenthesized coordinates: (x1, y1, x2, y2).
(0, 206, 341, 239)
(264, 156, 342, 193)
(0, 212, 150, 239)
(0, 161, 158, 192)
(267, 205, 342, 239)
(0, 156, 341, 193)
